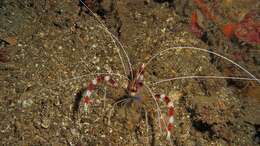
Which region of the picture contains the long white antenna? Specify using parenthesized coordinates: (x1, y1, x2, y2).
(78, 0, 133, 78)
(151, 75, 260, 85)
(144, 46, 260, 84)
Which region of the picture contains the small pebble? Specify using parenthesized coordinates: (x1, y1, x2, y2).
(41, 118, 50, 129)
(22, 99, 33, 108)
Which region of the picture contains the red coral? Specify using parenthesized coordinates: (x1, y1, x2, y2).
(191, 11, 204, 38)
(222, 23, 237, 39)
(234, 11, 260, 45)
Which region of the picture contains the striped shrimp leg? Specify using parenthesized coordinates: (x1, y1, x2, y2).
(82, 75, 118, 112)
(136, 63, 145, 89)
(155, 94, 175, 140)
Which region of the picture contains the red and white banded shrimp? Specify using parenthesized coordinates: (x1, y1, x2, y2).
(71, 0, 260, 145)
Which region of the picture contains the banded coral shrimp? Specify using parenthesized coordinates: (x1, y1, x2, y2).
(68, 0, 260, 145)
(1, 0, 259, 145)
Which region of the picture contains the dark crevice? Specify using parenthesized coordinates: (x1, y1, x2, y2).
(0, 39, 10, 63)
(115, 12, 122, 39)
(186, 106, 196, 118)
(153, 0, 174, 5)
(78, 0, 108, 18)
(152, 71, 157, 76)
(96, 7, 107, 18)
(192, 120, 215, 138)
(253, 56, 260, 65)
(80, 0, 122, 39)
(254, 124, 260, 144)
(72, 88, 86, 119)
(134, 124, 142, 142)
(226, 79, 247, 89)
(200, 32, 209, 44)
(110, 0, 122, 39)
(0, 0, 6, 8)
(186, 106, 216, 139)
